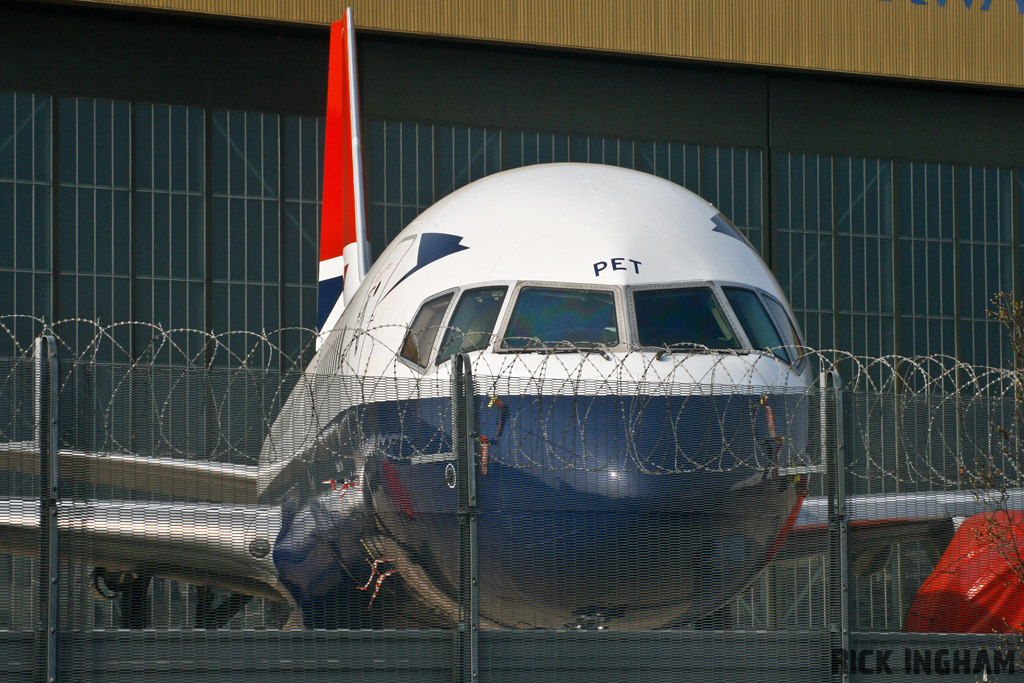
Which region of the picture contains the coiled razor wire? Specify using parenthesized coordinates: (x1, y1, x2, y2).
(0, 316, 1022, 485)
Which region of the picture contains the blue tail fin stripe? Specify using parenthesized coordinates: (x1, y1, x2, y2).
(317, 275, 346, 331)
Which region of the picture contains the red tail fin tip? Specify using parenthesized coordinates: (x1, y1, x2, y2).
(317, 7, 369, 336)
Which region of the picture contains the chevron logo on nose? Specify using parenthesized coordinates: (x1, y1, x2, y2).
(384, 233, 469, 298)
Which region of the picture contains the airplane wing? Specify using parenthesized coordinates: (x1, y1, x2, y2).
(0, 496, 283, 601)
(796, 489, 1024, 535)
(0, 441, 257, 504)
(0, 442, 289, 605)
(781, 489, 1024, 568)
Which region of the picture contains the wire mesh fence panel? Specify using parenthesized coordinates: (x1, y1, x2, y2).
(1, 320, 462, 682)
(3, 318, 1024, 681)
(467, 373, 817, 630)
(0, 349, 43, 682)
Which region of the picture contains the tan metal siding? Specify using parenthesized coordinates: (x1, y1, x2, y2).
(47, 0, 1024, 88)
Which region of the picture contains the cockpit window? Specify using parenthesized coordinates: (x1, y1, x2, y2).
(633, 287, 741, 349)
(400, 292, 454, 367)
(503, 287, 618, 349)
(763, 294, 804, 360)
(722, 287, 791, 363)
(438, 286, 508, 362)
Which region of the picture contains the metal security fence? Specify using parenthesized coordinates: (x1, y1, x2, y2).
(1, 319, 1024, 682)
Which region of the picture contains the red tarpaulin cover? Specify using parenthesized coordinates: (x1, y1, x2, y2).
(905, 510, 1024, 633)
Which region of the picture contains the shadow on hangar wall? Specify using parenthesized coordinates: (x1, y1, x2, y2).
(3, 1, 1024, 169)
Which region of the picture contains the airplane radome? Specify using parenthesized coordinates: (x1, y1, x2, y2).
(261, 162, 814, 629)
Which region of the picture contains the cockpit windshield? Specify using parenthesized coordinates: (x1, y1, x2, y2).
(763, 293, 804, 360)
(633, 287, 741, 349)
(722, 287, 791, 363)
(400, 292, 454, 367)
(438, 286, 508, 362)
(503, 287, 619, 349)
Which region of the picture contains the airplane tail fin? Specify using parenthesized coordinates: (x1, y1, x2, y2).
(317, 7, 370, 339)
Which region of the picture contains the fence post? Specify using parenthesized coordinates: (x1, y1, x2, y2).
(824, 369, 849, 683)
(453, 354, 479, 683)
(36, 335, 59, 683)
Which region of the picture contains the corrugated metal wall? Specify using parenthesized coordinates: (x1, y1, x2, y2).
(59, 0, 1024, 89)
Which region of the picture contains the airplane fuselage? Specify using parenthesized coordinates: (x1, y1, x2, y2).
(263, 163, 813, 628)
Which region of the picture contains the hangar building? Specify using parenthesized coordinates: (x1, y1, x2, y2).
(3, 0, 1024, 364)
